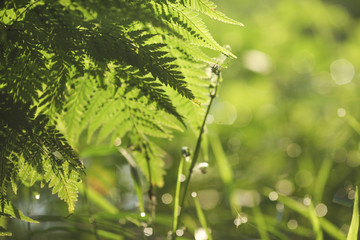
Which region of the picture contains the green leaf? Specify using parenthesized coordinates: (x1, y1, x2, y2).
(44, 160, 80, 214)
(193, 192, 213, 240)
(185, 0, 244, 26)
(1, 202, 38, 223)
(347, 186, 359, 240)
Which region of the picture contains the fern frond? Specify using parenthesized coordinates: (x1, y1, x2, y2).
(63, 74, 97, 143)
(2, 202, 38, 223)
(184, 0, 244, 26)
(0, 91, 83, 213)
(131, 138, 166, 187)
(43, 160, 80, 214)
(153, 2, 236, 57)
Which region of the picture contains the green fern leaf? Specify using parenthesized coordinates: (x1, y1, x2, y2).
(184, 0, 244, 26)
(44, 160, 80, 214)
(2, 202, 38, 223)
(64, 75, 96, 143)
(155, 2, 236, 57)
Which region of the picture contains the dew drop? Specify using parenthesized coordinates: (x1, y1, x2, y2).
(181, 147, 191, 158)
(198, 162, 209, 174)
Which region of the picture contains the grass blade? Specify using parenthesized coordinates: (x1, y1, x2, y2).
(192, 192, 213, 240)
(209, 133, 235, 210)
(270, 190, 346, 240)
(252, 206, 270, 240)
(130, 165, 145, 216)
(78, 183, 118, 214)
(172, 157, 185, 234)
(308, 201, 323, 240)
(347, 186, 359, 240)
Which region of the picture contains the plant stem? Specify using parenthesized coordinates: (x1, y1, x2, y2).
(171, 65, 221, 240)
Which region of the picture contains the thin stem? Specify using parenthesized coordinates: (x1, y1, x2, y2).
(171, 66, 221, 240)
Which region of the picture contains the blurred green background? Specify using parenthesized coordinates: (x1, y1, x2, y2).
(6, 0, 360, 239)
(163, 0, 360, 239)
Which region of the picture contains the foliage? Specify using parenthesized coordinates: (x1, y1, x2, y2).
(0, 0, 239, 238)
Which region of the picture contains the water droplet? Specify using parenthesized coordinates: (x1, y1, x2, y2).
(234, 213, 248, 228)
(234, 217, 242, 227)
(197, 162, 209, 174)
(114, 137, 122, 146)
(303, 197, 311, 206)
(179, 174, 186, 182)
(268, 191, 278, 201)
(181, 147, 191, 158)
(143, 227, 153, 236)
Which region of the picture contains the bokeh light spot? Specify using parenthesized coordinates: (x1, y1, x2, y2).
(276, 179, 294, 196)
(287, 143, 302, 158)
(211, 101, 237, 125)
(347, 151, 360, 167)
(179, 174, 186, 182)
(315, 203, 328, 217)
(303, 197, 311, 206)
(161, 193, 173, 205)
(330, 59, 355, 85)
(195, 228, 209, 240)
(232, 189, 260, 207)
(268, 191, 278, 201)
(176, 229, 184, 237)
(287, 219, 298, 230)
(198, 189, 220, 210)
(337, 108, 346, 117)
(243, 50, 272, 74)
(143, 227, 153, 236)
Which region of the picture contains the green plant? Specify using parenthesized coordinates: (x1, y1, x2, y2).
(0, 0, 241, 238)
